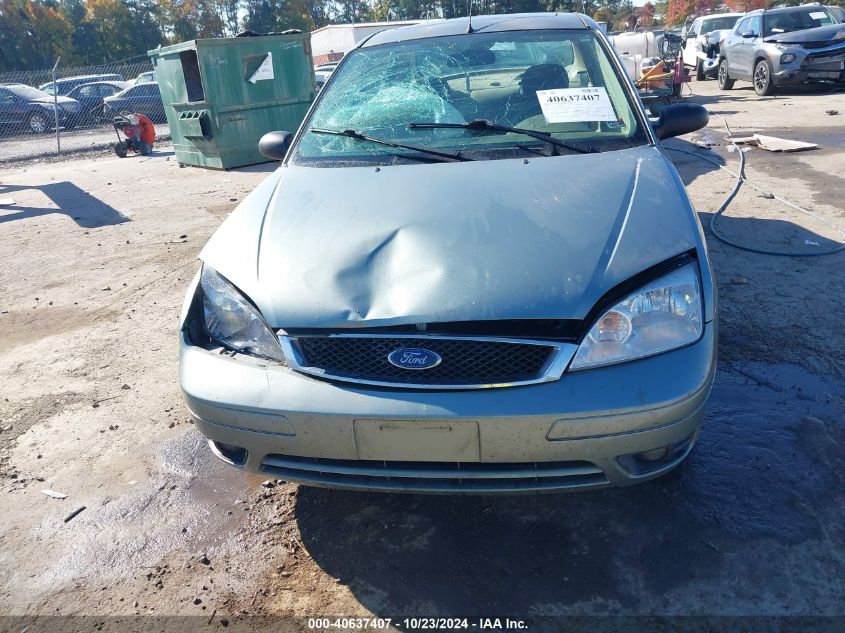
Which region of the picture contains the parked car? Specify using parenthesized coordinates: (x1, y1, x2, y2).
(682, 13, 744, 79)
(314, 62, 340, 73)
(179, 13, 715, 494)
(314, 69, 332, 89)
(103, 82, 166, 123)
(0, 83, 81, 133)
(65, 81, 130, 124)
(825, 5, 844, 22)
(38, 73, 124, 97)
(133, 71, 156, 85)
(718, 5, 843, 95)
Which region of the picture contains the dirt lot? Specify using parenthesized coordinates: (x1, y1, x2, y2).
(1, 80, 844, 630)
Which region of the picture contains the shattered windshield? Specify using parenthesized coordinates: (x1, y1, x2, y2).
(291, 29, 647, 166)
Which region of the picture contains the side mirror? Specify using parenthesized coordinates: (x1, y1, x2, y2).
(652, 102, 709, 140)
(259, 130, 293, 161)
(742, 31, 756, 38)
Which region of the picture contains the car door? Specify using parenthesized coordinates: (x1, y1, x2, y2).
(74, 85, 98, 117)
(136, 84, 165, 121)
(734, 16, 762, 79)
(0, 88, 19, 125)
(683, 18, 701, 67)
(126, 84, 151, 117)
(96, 84, 120, 119)
(726, 17, 750, 76)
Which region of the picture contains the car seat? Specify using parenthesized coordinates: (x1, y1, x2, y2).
(503, 64, 569, 124)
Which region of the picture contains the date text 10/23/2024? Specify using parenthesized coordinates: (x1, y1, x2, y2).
(307, 618, 529, 630)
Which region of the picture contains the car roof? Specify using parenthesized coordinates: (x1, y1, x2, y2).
(54, 74, 121, 83)
(701, 13, 744, 19)
(361, 13, 595, 48)
(747, 4, 831, 15)
(73, 81, 128, 88)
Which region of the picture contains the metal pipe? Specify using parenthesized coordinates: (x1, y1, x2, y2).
(52, 57, 61, 155)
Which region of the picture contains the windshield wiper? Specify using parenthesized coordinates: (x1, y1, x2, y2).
(309, 128, 472, 162)
(409, 119, 596, 155)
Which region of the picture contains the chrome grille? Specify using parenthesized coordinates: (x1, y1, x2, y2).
(282, 335, 572, 389)
(261, 455, 608, 493)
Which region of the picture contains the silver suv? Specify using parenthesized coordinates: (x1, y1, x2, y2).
(718, 5, 843, 95)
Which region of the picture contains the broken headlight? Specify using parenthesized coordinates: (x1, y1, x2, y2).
(199, 265, 285, 362)
(570, 262, 703, 370)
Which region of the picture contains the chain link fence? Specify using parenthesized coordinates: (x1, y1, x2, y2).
(0, 58, 171, 163)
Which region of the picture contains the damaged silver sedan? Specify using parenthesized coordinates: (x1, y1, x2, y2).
(179, 13, 716, 494)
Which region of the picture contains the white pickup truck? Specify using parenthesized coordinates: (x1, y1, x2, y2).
(682, 13, 744, 79)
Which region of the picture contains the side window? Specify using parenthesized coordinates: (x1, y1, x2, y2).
(1, 89, 14, 102)
(748, 16, 762, 36)
(78, 85, 96, 97)
(692, 19, 701, 35)
(735, 18, 750, 34)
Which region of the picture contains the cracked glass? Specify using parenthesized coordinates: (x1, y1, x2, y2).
(291, 29, 649, 166)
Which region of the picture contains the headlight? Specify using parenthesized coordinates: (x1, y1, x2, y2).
(199, 266, 285, 362)
(570, 262, 703, 370)
(780, 53, 796, 64)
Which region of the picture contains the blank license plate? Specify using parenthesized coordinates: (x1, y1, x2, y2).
(354, 419, 480, 462)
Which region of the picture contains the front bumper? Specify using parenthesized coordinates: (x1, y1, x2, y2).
(702, 57, 720, 77)
(774, 45, 845, 86)
(179, 322, 717, 494)
(774, 67, 845, 86)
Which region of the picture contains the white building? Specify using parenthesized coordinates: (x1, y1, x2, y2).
(310, 21, 421, 65)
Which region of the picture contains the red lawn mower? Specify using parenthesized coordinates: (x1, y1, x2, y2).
(113, 113, 155, 157)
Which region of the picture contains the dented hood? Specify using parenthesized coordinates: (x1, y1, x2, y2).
(201, 146, 701, 328)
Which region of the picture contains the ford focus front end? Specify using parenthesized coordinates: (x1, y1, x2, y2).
(179, 13, 716, 494)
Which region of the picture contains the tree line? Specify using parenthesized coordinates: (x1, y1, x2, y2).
(2, 0, 843, 72)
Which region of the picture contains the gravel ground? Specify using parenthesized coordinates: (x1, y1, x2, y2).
(0, 80, 843, 631)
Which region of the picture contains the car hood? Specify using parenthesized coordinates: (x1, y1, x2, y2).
(200, 145, 702, 328)
(705, 28, 733, 44)
(764, 23, 845, 45)
(32, 96, 77, 105)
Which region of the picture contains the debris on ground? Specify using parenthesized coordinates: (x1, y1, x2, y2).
(64, 506, 86, 522)
(826, 110, 839, 116)
(729, 134, 818, 152)
(0, 198, 15, 206)
(41, 490, 67, 499)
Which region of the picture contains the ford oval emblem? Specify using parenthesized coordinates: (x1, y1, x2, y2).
(387, 348, 442, 370)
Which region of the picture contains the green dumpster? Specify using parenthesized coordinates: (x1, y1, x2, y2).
(149, 34, 315, 169)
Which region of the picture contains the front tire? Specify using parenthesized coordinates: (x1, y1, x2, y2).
(28, 111, 48, 134)
(718, 58, 735, 90)
(696, 60, 705, 81)
(753, 59, 775, 96)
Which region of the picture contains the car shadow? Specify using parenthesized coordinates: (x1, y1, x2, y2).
(0, 182, 129, 228)
(292, 360, 844, 616)
(662, 137, 723, 187)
